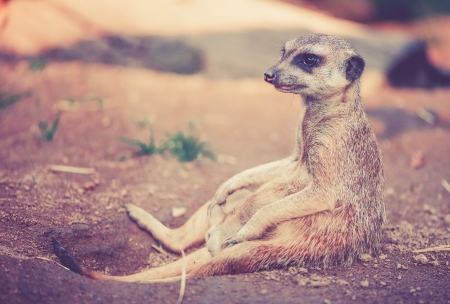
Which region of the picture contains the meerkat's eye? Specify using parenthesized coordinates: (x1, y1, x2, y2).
(302, 54, 318, 66)
(294, 53, 321, 72)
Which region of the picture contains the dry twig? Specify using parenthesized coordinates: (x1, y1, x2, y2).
(34, 256, 70, 270)
(176, 246, 187, 304)
(412, 245, 450, 253)
(151, 244, 168, 254)
(49, 165, 95, 174)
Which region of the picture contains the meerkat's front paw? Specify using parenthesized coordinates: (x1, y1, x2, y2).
(206, 222, 241, 255)
(221, 225, 258, 249)
(207, 198, 225, 217)
(220, 227, 249, 249)
(207, 184, 236, 216)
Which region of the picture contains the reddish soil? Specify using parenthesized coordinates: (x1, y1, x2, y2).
(0, 1, 450, 303)
(1, 57, 450, 304)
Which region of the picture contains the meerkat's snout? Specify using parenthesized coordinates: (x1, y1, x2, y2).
(264, 70, 275, 84)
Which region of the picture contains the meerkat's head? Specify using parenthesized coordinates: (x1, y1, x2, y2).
(264, 34, 365, 98)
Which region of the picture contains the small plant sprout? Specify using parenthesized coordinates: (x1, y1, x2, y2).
(161, 122, 216, 162)
(119, 126, 159, 156)
(39, 113, 60, 141)
(0, 91, 31, 110)
(118, 123, 215, 162)
(28, 57, 47, 72)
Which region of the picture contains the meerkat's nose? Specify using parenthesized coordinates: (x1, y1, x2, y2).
(264, 71, 275, 84)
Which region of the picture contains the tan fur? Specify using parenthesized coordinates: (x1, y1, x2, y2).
(54, 34, 385, 282)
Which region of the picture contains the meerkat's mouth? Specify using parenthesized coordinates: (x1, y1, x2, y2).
(274, 84, 307, 92)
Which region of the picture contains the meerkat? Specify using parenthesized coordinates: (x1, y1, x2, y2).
(53, 33, 386, 282)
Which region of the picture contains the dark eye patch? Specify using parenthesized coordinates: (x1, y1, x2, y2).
(291, 53, 322, 73)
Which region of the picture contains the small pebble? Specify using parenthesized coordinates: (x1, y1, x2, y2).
(172, 207, 187, 218)
(413, 254, 428, 265)
(360, 280, 369, 287)
(84, 182, 95, 190)
(359, 254, 373, 262)
(379, 254, 387, 260)
(444, 214, 450, 224)
(410, 151, 425, 169)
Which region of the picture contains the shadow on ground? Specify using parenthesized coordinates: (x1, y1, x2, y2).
(367, 107, 450, 140)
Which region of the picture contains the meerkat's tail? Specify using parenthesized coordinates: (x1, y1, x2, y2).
(52, 238, 107, 280)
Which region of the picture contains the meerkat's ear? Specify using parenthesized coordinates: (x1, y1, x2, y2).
(345, 55, 365, 82)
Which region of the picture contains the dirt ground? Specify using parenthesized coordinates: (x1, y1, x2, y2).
(1, 56, 450, 304)
(1, 1, 450, 304)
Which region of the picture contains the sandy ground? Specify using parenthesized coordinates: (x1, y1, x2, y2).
(0, 1, 450, 303)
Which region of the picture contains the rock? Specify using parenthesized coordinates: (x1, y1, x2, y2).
(295, 275, 309, 287)
(83, 182, 95, 190)
(298, 267, 308, 273)
(413, 254, 428, 265)
(217, 154, 237, 165)
(147, 184, 158, 195)
(410, 151, 425, 169)
(359, 253, 373, 262)
(360, 280, 369, 287)
(423, 204, 436, 214)
(336, 279, 349, 285)
(172, 207, 187, 218)
(387, 41, 450, 89)
(444, 214, 450, 224)
(288, 267, 298, 275)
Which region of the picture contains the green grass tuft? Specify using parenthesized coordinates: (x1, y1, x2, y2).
(160, 131, 215, 162)
(28, 57, 47, 72)
(0, 91, 31, 110)
(119, 123, 215, 162)
(119, 126, 159, 156)
(39, 114, 60, 141)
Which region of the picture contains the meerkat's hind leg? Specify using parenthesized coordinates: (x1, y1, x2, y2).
(126, 191, 252, 252)
(126, 203, 208, 253)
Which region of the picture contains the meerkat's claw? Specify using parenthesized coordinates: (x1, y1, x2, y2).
(207, 199, 225, 217)
(221, 238, 239, 249)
